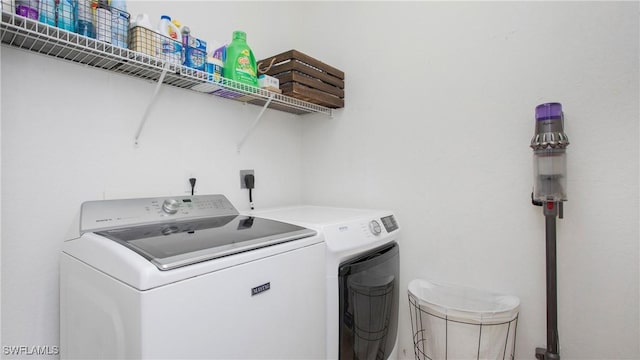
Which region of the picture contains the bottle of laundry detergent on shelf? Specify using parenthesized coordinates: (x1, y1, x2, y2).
(38, 0, 56, 26)
(15, 0, 39, 20)
(223, 31, 258, 88)
(157, 15, 182, 65)
(110, 0, 130, 48)
(96, 0, 112, 43)
(57, 0, 76, 32)
(171, 19, 184, 35)
(76, 0, 96, 39)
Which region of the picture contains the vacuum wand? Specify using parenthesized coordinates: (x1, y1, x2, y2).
(541, 201, 560, 359)
(531, 103, 569, 360)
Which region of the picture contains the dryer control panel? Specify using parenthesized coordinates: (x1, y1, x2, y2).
(80, 194, 239, 233)
(323, 213, 399, 254)
(380, 215, 399, 233)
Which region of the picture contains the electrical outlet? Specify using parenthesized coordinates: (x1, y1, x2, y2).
(240, 169, 255, 189)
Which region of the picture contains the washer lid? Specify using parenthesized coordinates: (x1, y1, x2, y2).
(95, 215, 316, 270)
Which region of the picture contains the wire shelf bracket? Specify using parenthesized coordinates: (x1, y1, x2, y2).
(134, 64, 169, 146)
(237, 93, 275, 153)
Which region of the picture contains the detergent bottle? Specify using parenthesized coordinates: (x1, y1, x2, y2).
(38, 0, 55, 26)
(15, 0, 39, 20)
(76, 0, 96, 38)
(223, 31, 258, 87)
(57, 0, 76, 32)
(96, 0, 112, 43)
(110, 0, 129, 48)
(157, 15, 182, 65)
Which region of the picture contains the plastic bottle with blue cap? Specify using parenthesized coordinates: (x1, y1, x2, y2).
(157, 15, 182, 65)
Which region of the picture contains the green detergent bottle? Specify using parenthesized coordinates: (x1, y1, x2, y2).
(224, 31, 258, 88)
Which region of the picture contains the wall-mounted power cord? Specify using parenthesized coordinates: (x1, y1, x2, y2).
(244, 174, 255, 210)
(189, 178, 196, 196)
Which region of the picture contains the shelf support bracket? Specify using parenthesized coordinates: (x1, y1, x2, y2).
(237, 94, 275, 152)
(134, 64, 169, 146)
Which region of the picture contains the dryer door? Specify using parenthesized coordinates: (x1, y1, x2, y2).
(338, 242, 399, 360)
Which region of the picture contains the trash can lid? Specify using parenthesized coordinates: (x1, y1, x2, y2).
(408, 279, 520, 324)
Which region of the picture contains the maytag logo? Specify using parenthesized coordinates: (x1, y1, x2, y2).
(251, 282, 270, 296)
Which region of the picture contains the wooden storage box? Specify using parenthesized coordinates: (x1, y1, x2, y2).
(257, 50, 344, 108)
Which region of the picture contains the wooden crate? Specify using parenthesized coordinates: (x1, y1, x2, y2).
(257, 50, 344, 108)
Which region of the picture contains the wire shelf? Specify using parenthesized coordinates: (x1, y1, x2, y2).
(0, 9, 333, 116)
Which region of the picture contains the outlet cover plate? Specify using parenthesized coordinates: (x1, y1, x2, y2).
(240, 169, 255, 189)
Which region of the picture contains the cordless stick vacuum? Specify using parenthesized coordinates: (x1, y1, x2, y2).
(530, 103, 569, 360)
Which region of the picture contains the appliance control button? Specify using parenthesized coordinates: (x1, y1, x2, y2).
(162, 199, 180, 214)
(369, 220, 382, 236)
(161, 225, 179, 235)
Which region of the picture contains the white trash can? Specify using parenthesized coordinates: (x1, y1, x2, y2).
(408, 279, 520, 360)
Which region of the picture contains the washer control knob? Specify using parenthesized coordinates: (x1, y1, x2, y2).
(369, 220, 382, 236)
(162, 199, 180, 214)
(161, 225, 179, 236)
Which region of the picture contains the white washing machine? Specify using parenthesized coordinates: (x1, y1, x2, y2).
(60, 195, 326, 359)
(252, 206, 401, 360)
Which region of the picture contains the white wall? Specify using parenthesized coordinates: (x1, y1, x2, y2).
(1, 1, 639, 360)
(297, 2, 639, 360)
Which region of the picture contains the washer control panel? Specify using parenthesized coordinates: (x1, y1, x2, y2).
(80, 194, 239, 233)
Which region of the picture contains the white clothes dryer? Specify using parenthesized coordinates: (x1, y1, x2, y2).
(252, 206, 401, 360)
(60, 195, 326, 359)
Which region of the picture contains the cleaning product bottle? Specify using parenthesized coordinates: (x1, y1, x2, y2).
(171, 19, 184, 34)
(15, 0, 39, 20)
(57, 0, 76, 32)
(181, 25, 190, 65)
(76, 0, 96, 38)
(110, 0, 129, 48)
(159, 15, 180, 42)
(181, 25, 190, 48)
(38, 0, 56, 26)
(223, 31, 258, 87)
(131, 13, 152, 29)
(129, 13, 155, 56)
(96, 0, 111, 43)
(157, 15, 182, 65)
